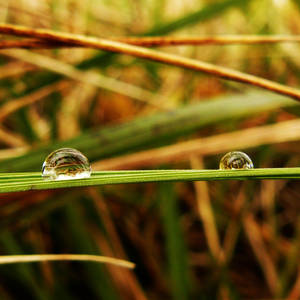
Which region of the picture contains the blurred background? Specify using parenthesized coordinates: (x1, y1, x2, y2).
(0, 0, 300, 299)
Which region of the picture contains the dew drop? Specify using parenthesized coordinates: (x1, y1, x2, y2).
(42, 148, 91, 180)
(219, 151, 254, 170)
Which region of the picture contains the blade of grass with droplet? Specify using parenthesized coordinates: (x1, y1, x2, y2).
(1, 168, 300, 194)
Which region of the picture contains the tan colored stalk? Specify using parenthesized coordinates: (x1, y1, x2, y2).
(92, 118, 300, 170)
(0, 147, 28, 159)
(243, 214, 279, 295)
(2, 35, 300, 49)
(0, 81, 68, 121)
(0, 24, 300, 100)
(222, 187, 246, 263)
(287, 268, 300, 299)
(0, 125, 27, 147)
(0, 61, 36, 78)
(191, 156, 224, 264)
(0, 254, 135, 269)
(3, 49, 169, 108)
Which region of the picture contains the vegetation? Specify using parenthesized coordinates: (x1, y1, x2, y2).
(0, 0, 300, 299)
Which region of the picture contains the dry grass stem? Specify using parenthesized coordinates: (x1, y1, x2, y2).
(2, 48, 169, 108)
(287, 267, 300, 299)
(190, 156, 224, 263)
(0, 1, 299, 299)
(88, 188, 148, 299)
(88, 189, 127, 257)
(124, 220, 168, 293)
(0, 125, 27, 147)
(0, 81, 68, 122)
(0, 61, 35, 79)
(243, 214, 279, 295)
(0, 24, 300, 100)
(0, 254, 135, 269)
(2, 35, 300, 49)
(223, 187, 246, 263)
(93, 118, 300, 170)
(57, 83, 96, 139)
(91, 228, 147, 300)
(0, 146, 28, 159)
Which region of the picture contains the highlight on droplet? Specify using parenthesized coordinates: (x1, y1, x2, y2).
(42, 148, 91, 180)
(219, 151, 254, 170)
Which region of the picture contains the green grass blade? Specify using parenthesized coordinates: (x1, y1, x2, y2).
(0, 91, 296, 172)
(1, 168, 300, 194)
(147, 0, 249, 35)
(0, 232, 49, 300)
(63, 203, 119, 300)
(292, 0, 300, 10)
(159, 183, 190, 300)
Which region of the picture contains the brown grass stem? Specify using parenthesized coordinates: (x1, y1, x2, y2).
(0, 81, 68, 122)
(0, 23, 300, 100)
(243, 214, 279, 295)
(191, 156, 224, 264)
(0, 254, 135, 269)
(3, 48, 169, 108)
(2, 35, 300, 49)
(92, 118, 300, 170)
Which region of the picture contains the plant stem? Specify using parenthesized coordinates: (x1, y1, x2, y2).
(1, 23, 300, 100)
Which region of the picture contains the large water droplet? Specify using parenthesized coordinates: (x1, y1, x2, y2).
(219, 151, 254, 170)
(42, 148, 91, 180)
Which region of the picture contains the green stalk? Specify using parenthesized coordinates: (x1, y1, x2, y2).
(159, 183, 190, 300)
(1, 168, 300, 194)
(0, 91, 296, 172)
(147, 0, 248, 35)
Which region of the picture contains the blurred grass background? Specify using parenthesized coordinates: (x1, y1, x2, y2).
(0, 0, 300, 299)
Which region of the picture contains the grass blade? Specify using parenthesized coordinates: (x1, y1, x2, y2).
(0, 254, 134, 269)
(147, 0, 249, 35)
(159, 183, 190, 300)
(63, 203, 119, 300)
(2, 24, 299, 100)
(1, 168, 300, 194)
(0, 91, 296, 172)
(0, 232, 49, 300)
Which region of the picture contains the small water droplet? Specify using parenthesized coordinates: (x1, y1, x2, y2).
(219, 151, 254, 170)
(42, 148, 91, 180)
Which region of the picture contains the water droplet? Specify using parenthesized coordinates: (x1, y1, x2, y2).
(219, 151, 254, 170)
(42, 148, 91, 180)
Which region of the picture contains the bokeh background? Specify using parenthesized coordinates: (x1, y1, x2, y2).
(0, 0, 300, 299)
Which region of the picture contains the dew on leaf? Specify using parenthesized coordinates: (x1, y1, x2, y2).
(42, 148, 91, 180)
(219, 151, 254, 170)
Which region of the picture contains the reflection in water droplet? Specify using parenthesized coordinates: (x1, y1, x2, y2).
(42, 148, 91, 180)
(219, 151, 254, 170)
